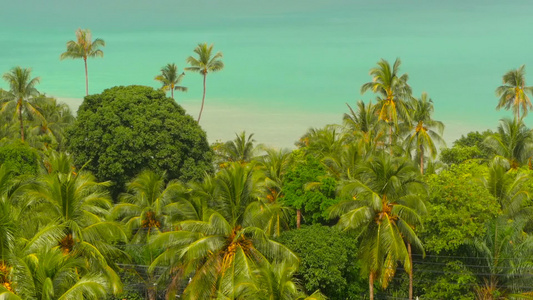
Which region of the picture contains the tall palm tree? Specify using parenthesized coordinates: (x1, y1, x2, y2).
(154, 63, 187, 100)
(330, 155, 427, 300)
(496, 65, 533, 120)
(484, 118, 533, 168)
(1, 67, 41, 141)
(404, 93, 445, 174)
(185, 43, 224, 123)
(402, 94, 446, 299)
(60, 28, 105, 96)
(361, 58, 412, 150)
(150, 163, 297, 299)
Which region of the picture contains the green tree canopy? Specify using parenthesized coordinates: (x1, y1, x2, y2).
(282, 154, 340, 226)
(440, 130, 494, 165)
(66, 85, 213, 195)
(0, 141, 40, 176)
(421, 162, 500, 254)
(277, 224, 365, 300)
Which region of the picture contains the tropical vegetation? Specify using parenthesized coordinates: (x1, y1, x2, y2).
(60, 28, 105, 96)
(154, 63, 187, 100)
(185, 43, 224, 123)
(3, 34, 533, 299)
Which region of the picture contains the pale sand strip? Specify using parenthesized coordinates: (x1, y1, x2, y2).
(58, 97, 478, 150)
(59, 97, 340, 149)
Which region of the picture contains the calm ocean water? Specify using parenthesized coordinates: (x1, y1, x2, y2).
(2, 0, 533, 147)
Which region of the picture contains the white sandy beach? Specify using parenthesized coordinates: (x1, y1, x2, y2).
(59, 97, 341, 149)
(59, 96, 476, 149)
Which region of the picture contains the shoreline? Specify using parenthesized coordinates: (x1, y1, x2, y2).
(58, 96, 492, 149)
(58, 97, 341, 149)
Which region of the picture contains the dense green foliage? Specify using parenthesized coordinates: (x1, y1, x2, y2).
(439, 130, 494, 164)
(0, 141, 40, 176)
(422, 162, 500, 254)
(277, 224, 365, 299)
(5, 50, 533, 300)
(282, 154, 340, 225)
(67, 85, 213, 194)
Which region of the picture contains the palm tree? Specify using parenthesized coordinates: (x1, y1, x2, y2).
(1, 67, 41, 141)
(22, 247, 109, 300)
(111, 171, 190, 300)
(0, 163, 69, 299)
(297, 125, 346, 159)
(150, 163, 297, 299)
(256, 147, 292, 202)
(404, 93, 445, 174)
(469, 218, 533, 299)
(483, 157, 531, 219)
(330, 155, 427, 300)
(27, 152, 126, 293)
(2, 246, 109, 300)
(253, 148, 293, 237)
(484, 118, 533, 168)
(154, 63, 187, 100)
(60, 28, 105, 96)
(217, 131, 258, 165)
(112, 170, 187, 238)
(344, 101, 382, 139)
(343, 100, 386, 157)
(255, 260, 327, 300)
(374, 141, 429, 300)
(0, 165, 20, 295)
(496, 65, 533, 120)
(361, 58, 412, 150)
(185, 43, 224, 123)
(27, 95, 75, 150)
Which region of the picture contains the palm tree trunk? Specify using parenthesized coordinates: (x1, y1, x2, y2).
(84, 57, 89, 96)
(18, 99, 24, 142)
(517, 90, 520, 121)
(369, 272, 374, 300)
(198, 73, 207, 123)
(171, 88, 174, 100)
(148, 286, 156, 300)
(296, 209, 301, 229)
(420, 146, 424, 175)
(408, 243, 413, 300)
(389, 123, 393, 155)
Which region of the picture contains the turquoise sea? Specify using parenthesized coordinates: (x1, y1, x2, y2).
(2, 0, 533, 147)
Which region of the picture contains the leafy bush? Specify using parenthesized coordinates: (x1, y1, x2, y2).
(282, 155, 340, 225)
(277, 224, 365, 299)
(67, 85, 213, 195)
(0, 141, 40, 176)
(421, 162, 500, 254)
